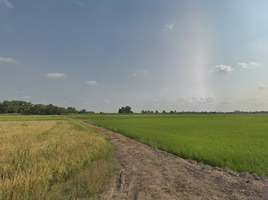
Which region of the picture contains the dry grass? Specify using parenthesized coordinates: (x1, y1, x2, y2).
(0, 120, 118, 200)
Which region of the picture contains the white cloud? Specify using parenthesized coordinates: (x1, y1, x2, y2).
(44, 73, 67, 79)
(198, 96, 215, 104)
(251, 97, 267, 105)
(257, 84, 268, 89)
(22, 96, 29, 99)
(0, 0, 14, 9)
(103, 99, 110, 103)
(178, 96, 193, 104)
(238, 62, 259, 69)
(178, 96, 187, 102)
(220, 100, 234, 104)
(150, 99, 159, 104)
(185, 100, 193, 104)
(179, 94, 215, 104)
(86, 80, 98, 85)
(164, 98, 175, 102)
(213, 65, 235, 73)
(0, 57, 18, 64)
(130, 70, 147, 76)
(166, 23, 174, 31)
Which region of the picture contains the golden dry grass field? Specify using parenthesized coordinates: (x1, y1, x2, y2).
(0, 119, 118, 200)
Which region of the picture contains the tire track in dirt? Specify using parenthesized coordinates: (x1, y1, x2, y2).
(84, 123, 268, 200)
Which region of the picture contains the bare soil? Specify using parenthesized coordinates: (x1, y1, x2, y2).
(85, 124, 268, 200)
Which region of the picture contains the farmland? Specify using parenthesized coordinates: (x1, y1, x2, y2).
(71, 114, 268, 178)
(0, 117, 118, 200)
(1, 113, 268, 199)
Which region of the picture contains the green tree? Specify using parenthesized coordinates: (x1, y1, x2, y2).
(67, 107, 78, 114)
(118, 106, 133, 113)
(79, 109, 87, 114)
(31, 104, 46, 115)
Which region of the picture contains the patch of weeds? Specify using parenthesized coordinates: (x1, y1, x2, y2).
(45, 150, 120, 200)
(162, 185, 172, 193)
(105, 137, 112, 141)
(177, 183, 187, 190)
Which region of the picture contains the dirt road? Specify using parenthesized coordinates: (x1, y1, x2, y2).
(85, 124, 268, 200)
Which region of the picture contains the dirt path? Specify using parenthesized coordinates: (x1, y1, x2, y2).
(85, 123, 268, 200)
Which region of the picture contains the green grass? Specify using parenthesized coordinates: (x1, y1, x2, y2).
(70, 114, 268, 177)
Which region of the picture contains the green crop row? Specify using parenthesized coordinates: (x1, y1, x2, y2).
(71, 114, 268, 177)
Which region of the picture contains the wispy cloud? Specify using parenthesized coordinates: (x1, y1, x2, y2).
(198, 96, 215, 104)
(22, 96, 29, 99)
(178, 96, 194, 104)
(213, 65, 235, 73)
(220, 100, 234, 104)
(129, 69, 147, 76)
(69, 0, 85, 7)
(238, 62, 259, 69)
(178, 94, 215, 104)
(178, 96, 187, 102)
(0, 0, 14, 9)
(44, 73, 67, 79)
(166, 23, 174, 31)
(149, 99, 159, 104)
(251, 97, 267, 105)
(0, 57, 18, 64)
(86, 80, 98, 85)
(256, 84, 268, 89)
(103, 99, 110, 103)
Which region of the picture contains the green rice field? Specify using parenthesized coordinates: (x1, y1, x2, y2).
(71, 114, 268, 177)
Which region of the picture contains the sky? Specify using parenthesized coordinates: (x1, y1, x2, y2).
(1, 0, 268, 113)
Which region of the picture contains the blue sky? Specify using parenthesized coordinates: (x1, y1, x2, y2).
(1, 0, 268, 112)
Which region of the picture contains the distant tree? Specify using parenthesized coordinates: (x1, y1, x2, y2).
(79, 109, 87, 114)
(67, 107, 78, 114)
(46, 104, 56, 114)
(155, 110, 159, 114)
(31, 104, 46, 115)
(118, 106, 133, 114)
(170, 110, 174, 114)
(0, 100, 22, 113)
(0, 100, 83, 115)
(162, 110, 166, 114)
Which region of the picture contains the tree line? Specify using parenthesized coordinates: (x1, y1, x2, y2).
(0, 100, 93, 115)
(141, 110, 178, 114)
